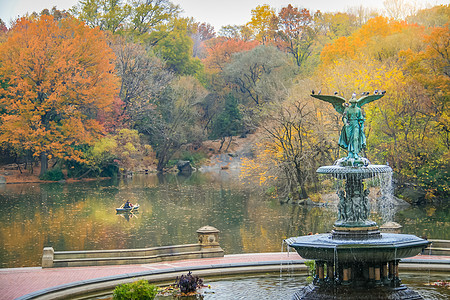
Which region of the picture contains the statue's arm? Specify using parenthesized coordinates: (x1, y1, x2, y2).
(342, 110, 348, 124)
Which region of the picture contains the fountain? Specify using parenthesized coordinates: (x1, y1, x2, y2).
(286, 92, 430, 299)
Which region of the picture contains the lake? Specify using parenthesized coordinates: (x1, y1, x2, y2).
(0, 172, 448, 268)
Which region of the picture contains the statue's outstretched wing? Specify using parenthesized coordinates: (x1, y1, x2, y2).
(356, 94, 385, 108)
(311, 94, 346, 114)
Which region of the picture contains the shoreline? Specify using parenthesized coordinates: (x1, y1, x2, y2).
(1, 176, 113, 184)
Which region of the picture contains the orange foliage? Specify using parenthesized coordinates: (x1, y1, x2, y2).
(0, 15, 118, 162)
(320, 16, 410, 65)
(203, 37, 259, 73)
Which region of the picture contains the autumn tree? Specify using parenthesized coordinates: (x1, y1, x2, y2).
(110, 35, 173, 127)
(317, 14, 449, 198)
(190, 22, 215, 58)
(247, 5, 278, 44)
(134, 76, 207, 171)
(383, 0, 418, 20)
(276, 5, 315, 67)
(241, 90, 334, 200)
(406, 4, 450, 27)
(347, 5, 379, 27)
(320, 16, 408, 65)
(203, 37, 259, 73)
(0, 19, 7, 33)
(224, 45, 295, 107)
(0, 15, 118, 175)
(313, 11, 362, 47)
(0, 19, 7, 43)
(398, 25, 450, 195)
(36, 6, 71, 21)
(219, 25, 242, 38)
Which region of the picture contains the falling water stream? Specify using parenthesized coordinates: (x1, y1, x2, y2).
(376, 171, 396, 223)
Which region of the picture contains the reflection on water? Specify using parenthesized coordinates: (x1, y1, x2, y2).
(0, 173, 448, 268)
(196, 273, 450, 300)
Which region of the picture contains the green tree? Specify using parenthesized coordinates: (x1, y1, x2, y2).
(130, 0, 180, 34)
(147, 18, 203, 76)
(210, 94, 243, 152)
(71, 0, 131, 33)
(71, 0, 179, 34)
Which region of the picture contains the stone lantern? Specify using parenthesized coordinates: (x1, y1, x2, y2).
(196, 226, 224, 257)
(380, 221, 403, 234)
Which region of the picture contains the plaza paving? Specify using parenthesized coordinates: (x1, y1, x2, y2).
(0, 253, 448, 300)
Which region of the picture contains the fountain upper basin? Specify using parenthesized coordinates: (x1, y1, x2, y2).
(317, 164, 392, 179)
(286, 233, 430, 263)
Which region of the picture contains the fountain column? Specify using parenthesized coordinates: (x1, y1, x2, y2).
(326, 262, 334, 282)
(368, 265, 375, 283)
(315, 261, 325, 284)
(342, 265, 351, 285)
(374, 265, 382, 285)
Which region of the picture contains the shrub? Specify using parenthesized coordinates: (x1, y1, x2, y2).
(113, 280, 158, 300)
(178, 151, 207, 167)
(304, 260, 316, 283)
(39, 168, 64, 181)
(175, 271, 203, 294)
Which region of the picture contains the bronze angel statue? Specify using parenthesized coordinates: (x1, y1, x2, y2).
(311, 91, 385, 159)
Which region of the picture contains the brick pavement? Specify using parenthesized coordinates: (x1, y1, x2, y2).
(0, 253, 448, 300)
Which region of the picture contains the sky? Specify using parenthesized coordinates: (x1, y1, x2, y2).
(0, 0, 447, 30)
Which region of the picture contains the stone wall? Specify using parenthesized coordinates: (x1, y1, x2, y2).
(42, 226, 224, 268)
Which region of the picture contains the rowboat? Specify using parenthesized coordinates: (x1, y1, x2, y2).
(116, 204, 139, 212)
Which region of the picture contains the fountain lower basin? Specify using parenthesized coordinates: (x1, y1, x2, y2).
(286, 233, 429, 263)
(286, 161, 430, 299)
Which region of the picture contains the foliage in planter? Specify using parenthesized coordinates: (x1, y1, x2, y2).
(175, 271, 203, 295)
(113, 280, 158, 300)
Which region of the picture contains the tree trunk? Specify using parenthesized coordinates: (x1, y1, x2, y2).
(225, 136, 233, 152)
(218, 137, 226, 153)
(14, 153, 22, 174)
(295, 166, 308, 199)
(40, 152, 48, 176)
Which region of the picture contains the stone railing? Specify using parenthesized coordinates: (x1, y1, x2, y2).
(425, 239, 450, 256)
(42, 226, 223, 268)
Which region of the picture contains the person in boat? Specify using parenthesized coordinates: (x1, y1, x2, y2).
(124, 200, 132, 209)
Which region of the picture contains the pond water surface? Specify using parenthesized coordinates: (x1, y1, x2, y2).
(170, 273, 450, 300)
(0, 172, 448, 268)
